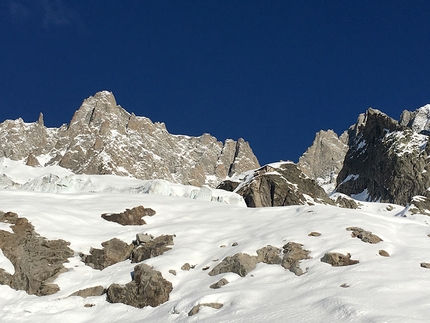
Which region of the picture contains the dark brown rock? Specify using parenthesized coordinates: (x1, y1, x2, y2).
(80, 238, 134, 270)
(216, 179, 240, 192)
(256, 245, 282, 264)
(335, 195, 359, 209)
(346, 227, 382, 244)
(209, 278, 229, 289)
(321, 252, 359, 266)
(308, 231, 321, 237)
(281, 242, 311, 276)
(181, 263, 191, 271)
(188, 303, 223, 316)
(101, 206, 155, 226)
(208, 253, 258, 277)
(379, 250, 390, 257)
(420, 262, 430, 268)
(0, 212, 74, 296)
(69, 285, 106, 298)
(106, 263, 172, 308)
(131, 235, 174, 263)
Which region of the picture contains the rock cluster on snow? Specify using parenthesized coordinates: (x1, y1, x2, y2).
(346, 227, 382, 244)
(208, 242, 311, 278)
(0, 211, 74, 296)
(80, 238, 134, 270)
(80, 233, 175, 270)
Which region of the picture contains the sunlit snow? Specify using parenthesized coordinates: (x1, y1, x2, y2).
(1, 160, 430, 322)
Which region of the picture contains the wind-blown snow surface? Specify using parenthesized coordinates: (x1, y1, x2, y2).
(2, 166, 430, 322)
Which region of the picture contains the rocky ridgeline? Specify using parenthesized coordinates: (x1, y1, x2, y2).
(291, 104, 430, 213)
(335, 108, 430, 208)
(0, 91, 259, 187)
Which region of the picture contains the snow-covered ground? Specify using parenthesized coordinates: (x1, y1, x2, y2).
(1, 160, 430, 322)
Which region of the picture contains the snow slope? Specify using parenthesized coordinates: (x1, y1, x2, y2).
(1, 162, 430, 322)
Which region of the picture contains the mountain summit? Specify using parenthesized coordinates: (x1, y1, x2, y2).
(0, 91, 260, 187)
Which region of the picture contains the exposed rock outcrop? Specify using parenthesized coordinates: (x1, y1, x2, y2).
(256, 245, 282, 265)
(69, 285, 106, 298)
(0, 211, 74, 296)
(131, 234, 174, 263)
(208, 253, 258, 277)
(188, 303, 223, 316)
(225, 162, 334, 207)
(321, 252, 359, 266)
(346, 227, 382, 244)
(281, 242, 311, 276)
(298, 129, 348, 193)
(209, 278, 229, 289)
(0, 91, 259, 187)
(80, 238, 134, 270)
(106, 263, 172, 308)
(101, 206, 156, 226)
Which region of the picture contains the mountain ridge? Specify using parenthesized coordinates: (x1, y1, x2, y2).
(0, 91, 260, 187)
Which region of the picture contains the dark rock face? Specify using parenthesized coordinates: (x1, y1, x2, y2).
(0, 211, 74, 296)
(208, 253, 258, 277)
(336, 108, 430, 205)
(216, 179, 240, 192)
(321, 252, 359, 267)
(281, 242, 311, 276)
(346, 227, 382, 244)
(131, 235, 174, 263)
(188, 303, 223, 316)
(232, 162, 334, 207)
(101, 206, 156, 226)
(80, 238, 134, 270)
(106, 264, 172, 308)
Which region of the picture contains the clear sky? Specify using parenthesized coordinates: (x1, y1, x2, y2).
(2, 1, 430, 165)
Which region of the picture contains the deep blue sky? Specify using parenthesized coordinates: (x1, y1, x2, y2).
(2, 1, 430, 165)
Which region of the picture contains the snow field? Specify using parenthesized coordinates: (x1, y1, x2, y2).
(1, 188, 430, 322)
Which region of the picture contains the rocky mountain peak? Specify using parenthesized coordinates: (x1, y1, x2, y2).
(69, 91, 130, 134)
(335, 107, 430, 205)
(400, 104, 430, 134)
(0, 91, 260, 187)
(298, 129, 348, 193)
